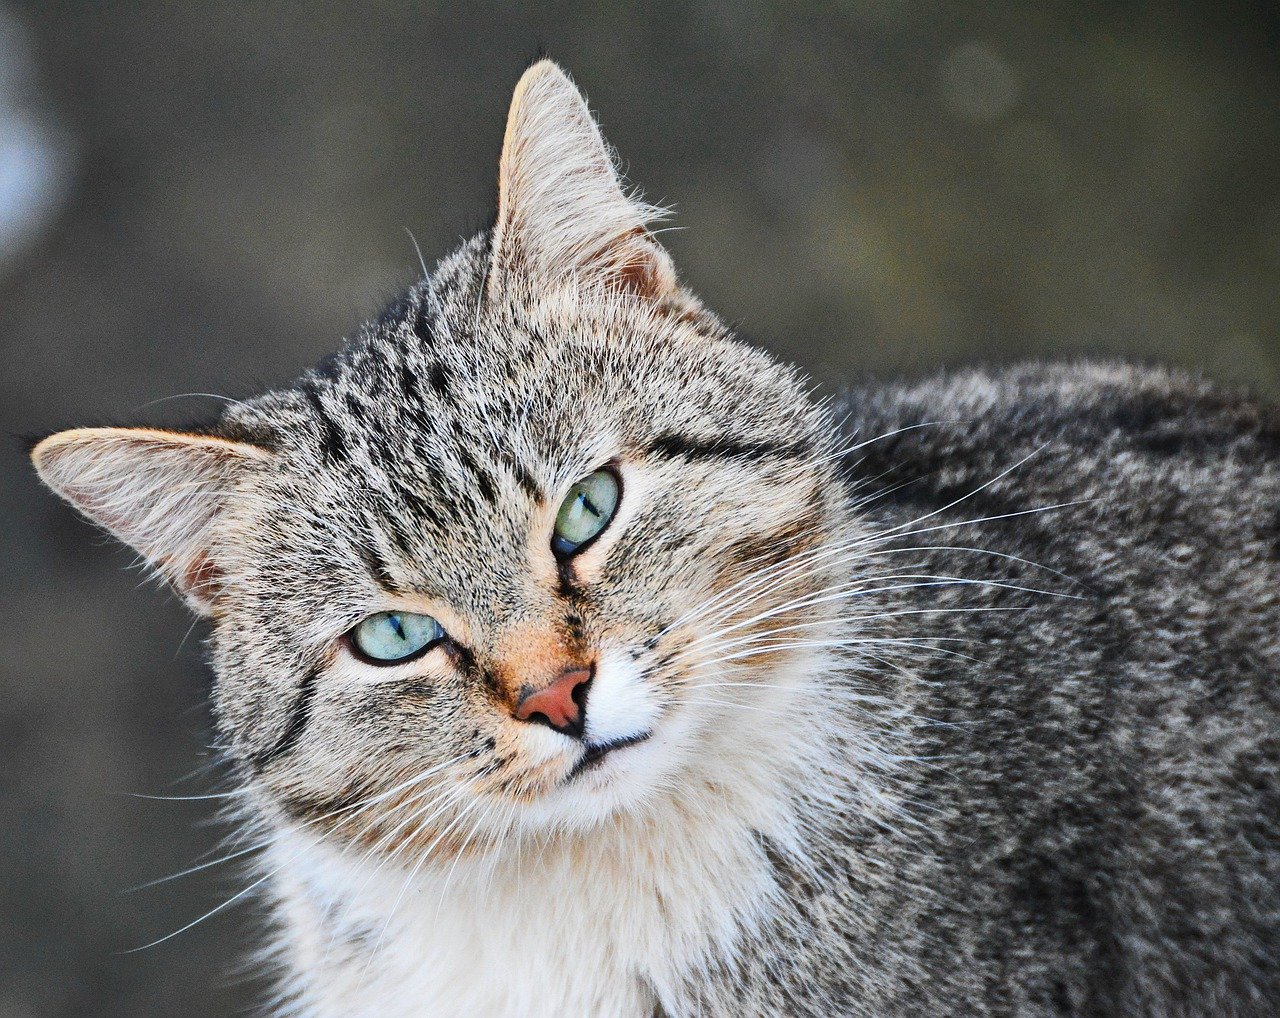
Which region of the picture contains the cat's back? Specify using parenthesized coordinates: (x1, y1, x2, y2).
(847, 360, 1280, 633)
(821, 362, 1280, 1015)
(848, 359, 1280, 512)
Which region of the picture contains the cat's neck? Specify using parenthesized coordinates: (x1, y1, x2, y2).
(268, 780, 786, 1016)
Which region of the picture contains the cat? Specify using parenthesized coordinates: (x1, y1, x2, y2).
(31, 59, 1280, 1017)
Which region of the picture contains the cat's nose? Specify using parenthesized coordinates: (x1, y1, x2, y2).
(513, 665, 593, 740)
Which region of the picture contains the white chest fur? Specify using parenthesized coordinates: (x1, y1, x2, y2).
(267, 797, 784, 1018)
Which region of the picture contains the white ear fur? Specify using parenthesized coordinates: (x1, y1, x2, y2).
(490, 59, 678, 301)
(32, 427, 270, 614)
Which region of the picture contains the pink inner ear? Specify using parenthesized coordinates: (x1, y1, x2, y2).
(180, 551, 223, 603)
(578, 225, 667, 300)
(613, 238, 668, 300)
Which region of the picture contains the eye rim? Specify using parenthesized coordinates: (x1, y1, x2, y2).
(345, 610, 447, 667)
(551, 464, 623, 560)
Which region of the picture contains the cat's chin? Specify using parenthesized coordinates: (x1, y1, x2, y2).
(517, 724, 681, 834)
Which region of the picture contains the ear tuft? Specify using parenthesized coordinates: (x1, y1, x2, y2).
(32, 428, 270, 614)
(489, 60, 678, 301)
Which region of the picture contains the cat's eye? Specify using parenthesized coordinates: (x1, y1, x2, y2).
(552, 468, 621, 557)
(349, 611, 444, 665)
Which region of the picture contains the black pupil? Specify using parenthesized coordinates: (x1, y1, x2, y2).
(389, 615, 406, 640)
(580, 493, 601, 518)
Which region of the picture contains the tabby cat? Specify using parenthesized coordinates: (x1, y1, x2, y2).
(32, 60, 1280, 1016)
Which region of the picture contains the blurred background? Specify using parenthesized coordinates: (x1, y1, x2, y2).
(1, 3, 1277, 1014)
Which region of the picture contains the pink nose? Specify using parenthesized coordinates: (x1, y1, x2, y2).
(513, 666, 592, 739)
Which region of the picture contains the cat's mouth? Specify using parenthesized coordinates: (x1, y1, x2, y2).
(566, 731, 652, 781)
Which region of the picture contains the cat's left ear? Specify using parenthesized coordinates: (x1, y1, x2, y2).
(31, 427, 271, 615)
(488, 59, 679, 302)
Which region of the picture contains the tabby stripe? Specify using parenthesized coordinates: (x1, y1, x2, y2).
(504, 456, 542, 501)
(428, 361, 451, 397)
(557, 558, 582, 600)
(457, 446, 499, 506)
(647, 433, 809, 462)
(249, 669, 320, 772)
(396, 360, 418, 402)
(356, 540, 403, 593)
(278, 780, 374, 824)
(726, 509, 822, 569)
(412, 298, 438, 343)
(343, 391, 365, 423)
(300, 380, 349, 464)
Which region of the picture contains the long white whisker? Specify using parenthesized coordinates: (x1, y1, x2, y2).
(125, 752, 473, 946)
(434, 793, 506, 919)
(122, 868, 278, 953)
(670, 602, 1032, 669)
(125, 839, 273, 891)
(127, 789, 253, 802)
(665, 448, 1066, 635)
(675, 574, 1072, 661)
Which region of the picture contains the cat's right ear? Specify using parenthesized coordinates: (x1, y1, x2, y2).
(31, 427, 272, 615)
(488, 59, 680, 303)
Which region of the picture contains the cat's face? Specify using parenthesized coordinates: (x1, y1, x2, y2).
(33, 63, 848, 856)
(215, 273, 841, 842)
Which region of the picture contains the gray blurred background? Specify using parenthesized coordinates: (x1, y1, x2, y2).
(1, 3, 1277, 1014)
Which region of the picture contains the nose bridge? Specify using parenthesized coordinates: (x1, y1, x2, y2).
(488, 596, 597, 737)
(490, 619, 587, 704)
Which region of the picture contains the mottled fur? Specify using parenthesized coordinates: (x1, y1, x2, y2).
(32, 62, 1280, 1016)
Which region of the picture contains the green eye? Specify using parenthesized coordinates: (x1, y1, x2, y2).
(552, 468, 621, 557)
(350, 611, 444, 664)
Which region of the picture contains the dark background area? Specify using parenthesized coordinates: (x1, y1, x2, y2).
(1, 4, 1276, 1015)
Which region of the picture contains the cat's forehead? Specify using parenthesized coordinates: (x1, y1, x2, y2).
(244, 240, 807, 472)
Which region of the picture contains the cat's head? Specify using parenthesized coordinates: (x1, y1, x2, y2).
(33, 62, 851, 851)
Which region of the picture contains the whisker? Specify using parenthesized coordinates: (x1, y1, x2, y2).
(670, 603, 1030, 669)
(434, 792, 507, 919)
(673, 573, 1071, 662)
(125, 839, 274, 892)
(861, 443, 1052, 543)
(403, 226, 429, 278)
(665, 449, 1082, 639)
(121, 868, 278, 953)
(126, 789, 253, 802)
(858, 500, 1095, 551)
(685, 636, 978, 672)
(131, 392, 250, 412)
(124, 752, 475, 946)
(357, 792, 487, 989)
